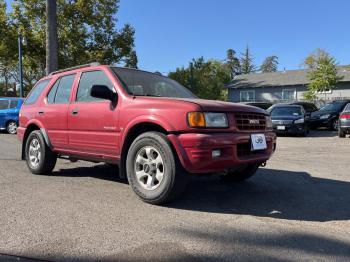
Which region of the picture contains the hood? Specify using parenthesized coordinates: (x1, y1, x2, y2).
(167, 98, 267, 114)
(311, 110, 336, 117)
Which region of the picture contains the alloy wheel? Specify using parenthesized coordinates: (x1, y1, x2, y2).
(134, 146, 164, 191)
(28, 138, 41, 168)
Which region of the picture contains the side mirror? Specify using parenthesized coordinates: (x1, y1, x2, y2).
(90, 85, 117, 103)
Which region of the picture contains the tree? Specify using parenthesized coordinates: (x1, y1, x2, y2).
(303, 48, 330, 69)
(1, 0, 138, 92)
(168, 58, 231, 101)
(260, 55, 278, 73)
(0, 0, 17, 95)
(46, 0, 58, 74)
(240, 46, 255, 74)
(226, 49, 241, 78)
(304, 52, 343, 100)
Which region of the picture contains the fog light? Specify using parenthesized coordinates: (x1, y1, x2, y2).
(212, 149, 221, 158)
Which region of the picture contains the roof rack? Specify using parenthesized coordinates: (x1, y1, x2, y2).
(49, 62, 101, 75)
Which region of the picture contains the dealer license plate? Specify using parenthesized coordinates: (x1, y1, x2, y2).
(277, 125, 286, 130)
(251, 134, 267, 151)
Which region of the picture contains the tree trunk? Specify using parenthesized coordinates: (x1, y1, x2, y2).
(46, 0, 58, 75)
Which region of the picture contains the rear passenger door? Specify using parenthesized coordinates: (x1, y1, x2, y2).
(0, 99, 10, 129)
(41, 74, 76, 149)
(68, 70, 120, 158)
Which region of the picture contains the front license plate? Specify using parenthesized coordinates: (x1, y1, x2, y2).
(251, 134, 267, 151)
(277, 125, 285, 130)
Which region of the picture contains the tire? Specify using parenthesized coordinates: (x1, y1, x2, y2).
(338, 128, 346, 138)
(221, 163, 260, 182)
(330, 119, 339, 131)
(126, 132, 187, 205)
(25, 130, 57, 175)
(6, 121, 18, 134)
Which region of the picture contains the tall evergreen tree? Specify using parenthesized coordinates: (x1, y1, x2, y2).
(240, 46, 255, 74)
(260, 55, 278, 72)
(226, 49, 241, 78)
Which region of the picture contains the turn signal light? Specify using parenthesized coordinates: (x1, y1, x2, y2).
(188, 112, 206, 127)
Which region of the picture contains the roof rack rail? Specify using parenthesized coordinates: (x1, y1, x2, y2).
(49, 62, 101, 75)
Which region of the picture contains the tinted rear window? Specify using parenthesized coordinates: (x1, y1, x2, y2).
(0, 100, 9, 110)
(25, 79, 50, 105)
(47, 74, 75, 104)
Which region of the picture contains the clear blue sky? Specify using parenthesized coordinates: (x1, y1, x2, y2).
(6, 0, 350, 74)
(117, 0, 350, 74)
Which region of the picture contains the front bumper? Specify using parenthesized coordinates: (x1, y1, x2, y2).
(309, 117, 334, 128)
(272, 123, 306, 135)
(168, 132, 276, 174)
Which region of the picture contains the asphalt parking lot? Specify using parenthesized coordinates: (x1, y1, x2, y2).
(0, 131, 349, 262)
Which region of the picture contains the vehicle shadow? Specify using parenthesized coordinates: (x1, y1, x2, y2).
(166, 168, 350, 222)
(50, 163, 127, 184)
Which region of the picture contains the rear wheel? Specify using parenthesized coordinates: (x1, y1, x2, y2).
(221, 163, 260, 182)
(338, 128, 346, 138)
(25, 130, 57, 175)
(126, 132, 187, 205)
(6, 121, 18, 134)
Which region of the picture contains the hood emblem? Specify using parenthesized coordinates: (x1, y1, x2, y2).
(249, 119, 260, 124)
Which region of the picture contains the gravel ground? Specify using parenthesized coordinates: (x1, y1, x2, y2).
(0, 131, 349, 261)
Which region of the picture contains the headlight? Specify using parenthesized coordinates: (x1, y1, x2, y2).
(320, 114, 330, 119)
(265, 116, 273, 131)
(188, 112, 228, 128)
(294, 118, 305, 124)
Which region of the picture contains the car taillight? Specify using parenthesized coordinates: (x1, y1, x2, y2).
(340, 114, 350, 119)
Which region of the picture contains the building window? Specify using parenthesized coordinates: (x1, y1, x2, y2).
(282, 89, 296, 100)
(240, 90, 255, 102)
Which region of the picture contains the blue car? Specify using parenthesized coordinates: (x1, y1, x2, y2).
(0, 97, 24, 134)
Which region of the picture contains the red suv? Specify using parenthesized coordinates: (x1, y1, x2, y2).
(18, 63, 276, 204)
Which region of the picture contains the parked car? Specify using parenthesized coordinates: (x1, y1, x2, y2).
(0, 97, 24, 134)
(18, 63, 276, 204)
(339, 103, 350, 138)
(243, 102, 273, 110)
(289, 101, 318, 115)
(267, 104, 309, 136)
(309, 100, 350, 130)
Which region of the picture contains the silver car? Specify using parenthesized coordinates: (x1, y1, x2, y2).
(339, 103, 350, 138)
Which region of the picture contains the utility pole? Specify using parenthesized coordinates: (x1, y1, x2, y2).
(18, 35, 24, 98)
(46, 0, 58, 75)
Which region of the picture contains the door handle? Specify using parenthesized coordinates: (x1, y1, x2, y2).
(72, 109, 79, 115)
(38, 110, 44, 115)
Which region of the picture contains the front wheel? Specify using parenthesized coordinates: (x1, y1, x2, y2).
(6, 121, 18, 134)
(25, 130, 57, 175)
(221, 163, 260, 182)
(331, 119, 339, 131)
(126, 132, 187, 205)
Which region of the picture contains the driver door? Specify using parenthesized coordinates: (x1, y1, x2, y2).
(68, 70, 120, 158)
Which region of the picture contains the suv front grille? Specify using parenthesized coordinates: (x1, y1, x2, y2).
(235, 113, 266, 131)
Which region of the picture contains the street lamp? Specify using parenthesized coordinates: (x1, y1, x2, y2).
(18, 34, 26, 98)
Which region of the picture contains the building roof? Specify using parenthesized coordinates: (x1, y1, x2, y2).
(226, 66, 350, 89)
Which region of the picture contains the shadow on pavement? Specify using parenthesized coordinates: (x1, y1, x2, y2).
(50, 163, 350, 222)
(51, 164, 127, 183)
(167, 168, 350, 222)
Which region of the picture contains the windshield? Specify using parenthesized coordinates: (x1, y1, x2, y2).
(320, 102, 344, 112)
(112, 67, 197, 99)
(271, 107, 302, 116)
